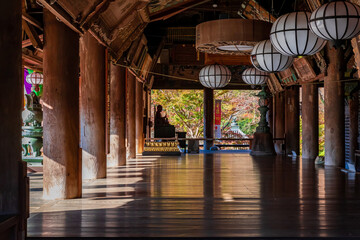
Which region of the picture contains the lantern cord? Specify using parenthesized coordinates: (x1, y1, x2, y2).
(113, 63, 358, 87)
(294, 0, 297, 12)
(270, 0, 274, 22)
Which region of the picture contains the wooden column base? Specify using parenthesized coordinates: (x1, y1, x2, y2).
(250, 132, 276, 156)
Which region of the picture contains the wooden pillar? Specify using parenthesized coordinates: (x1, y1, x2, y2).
(127, 71, 136, 159)
(268, 94, 273, 135)
(108, 63, 126, 167)
(285, 86, 300, 155)
(145, 88, 151, 139)
(0, 0, 22, 214)
(349, 92, 359, 166)
(204, 88, 214, 150)
(136, 80, 144, 153)
(80, 32, 106, 179)
(302, 84, 319, 160)
(274, 92, 285, 153)
(43, 10, 81, 199)
(324, 44, 345, 167)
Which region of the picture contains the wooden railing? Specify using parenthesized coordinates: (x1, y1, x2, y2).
(145, 137, 286, 151)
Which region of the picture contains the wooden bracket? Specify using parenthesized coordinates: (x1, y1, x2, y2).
(37, 0, 82, 34)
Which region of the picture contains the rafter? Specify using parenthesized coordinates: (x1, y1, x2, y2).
(22, 12, 43, 31)
(22, 48, 43, 70)
(147, 36, 166, 88)
(37, 0, 82, 34)
(22, 34, 44, 48)
(80, 0, 112, 30)
(150, 0, 210, 22)
(22, 20, 43, 50)
(238, 0, 276, 22)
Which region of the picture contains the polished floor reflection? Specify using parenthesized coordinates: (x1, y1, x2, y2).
(28, 153, 360, 237)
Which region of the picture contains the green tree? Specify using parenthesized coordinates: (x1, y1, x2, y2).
(151, 89, 260, 138)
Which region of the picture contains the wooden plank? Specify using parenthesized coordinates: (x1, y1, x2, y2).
(22, 12, 43, 31)
(204, 53, 251, 65)
(351, 36, 360, 78)
(80, 0, 111, 30)
(140, 54, 152, 80)
(22, 34, 43, 48)
(126, 37, 141, 64)
(37, 0, 82, 34)
(147, 36, 166, 88)
(170, 44, 204, 65)
(292, 58, 316, 82)
(269, 73, 283, 92)
(266, 78, 275, 94)
(28, 152, 360, 237)
(238, 0, 276, 22)
(22, 48, 43, 66)
(150, 0, 210, 22)
(22, 20, 43, 50)
(131, 35, 147, 67)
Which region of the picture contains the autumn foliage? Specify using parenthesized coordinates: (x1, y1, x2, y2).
(151, 89, 260, 138)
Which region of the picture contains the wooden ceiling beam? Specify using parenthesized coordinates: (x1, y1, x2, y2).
(238, 0, 276, 22)
(22, 20, 43, 50)
(150, 0, 210, 22)
(22, 48, 43, 68)
(22, 12, 43, 31)
(204, 53, 251, 66)
(80, 0, 111, 30)
(22, 34, 44, 48)
(37, 0, 82, 34)
(147, 36, 166, 89)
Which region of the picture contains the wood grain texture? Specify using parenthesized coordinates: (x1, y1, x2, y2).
(324, 44, 345, 167)
(273, 92, 285, 154)
(80, 32, 106, 180)
(203, 88, 214, 150)
(301, 84, 319, 160)
(0, 0, 22, 214)
(285, 86, 300, 155)
(28, 153, 360, 237)
(126, 70, 136, 159)
(108, 63, 126, 167)
(43, 9, 81, 200)
(135, 80, 144, 154)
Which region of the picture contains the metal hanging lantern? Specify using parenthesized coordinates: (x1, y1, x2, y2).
(241, 68, 269, 85)
(26, 72, 43, 92)
(270, 11, 327, 56)
(199, 65, 232, 89)
(251, 40, 294, 72)
(309, 1, 360, 41)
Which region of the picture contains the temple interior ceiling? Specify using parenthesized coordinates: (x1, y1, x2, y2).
(148, 0, 185, 13)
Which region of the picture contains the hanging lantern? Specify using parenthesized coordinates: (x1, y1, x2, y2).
(199, 65, 231, 89)
(270, 11, 327, 56)
(242, 68, 269, 86)
(251, 40, 294, 72)
(26, 72, 43, 92)
(309, 1, 360, 41)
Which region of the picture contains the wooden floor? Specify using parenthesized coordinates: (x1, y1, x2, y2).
(27, 152, 360, 238)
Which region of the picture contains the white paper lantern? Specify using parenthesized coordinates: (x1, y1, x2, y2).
(251, 40, 294, 73)
(242, 68, 269, 85)
(309, 1, 360, 41)
(26, 72, 43, 85)
(270, 11, 327, 56)
(199, 65, 231, 89)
